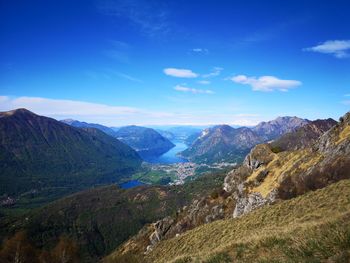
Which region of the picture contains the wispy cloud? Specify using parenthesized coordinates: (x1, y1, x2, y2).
(202, 67, 223, 78)
(103, 40, 130, 63)
(97, 0, 170, 36)
(191, 48, 209, 54)
(344, 94, 350, 97)
(84, 69, 142, 83)
(174, 85, 214, 94)
(164, 68, 198, 78)
(111, 71, 143, 83)
(342, 100, 350, 105)
(304, 40, 350, 58)
(231, 75, 301, 92)
(198, 80, 211, 85)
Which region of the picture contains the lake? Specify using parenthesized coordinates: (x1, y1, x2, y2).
(120, 180, 145, 189)
(120, 141, 189, 189)
(146, 141, 189, 164)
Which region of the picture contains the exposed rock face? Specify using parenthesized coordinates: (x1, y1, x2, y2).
(145, 192, 233, 251)
(243, 144, 275, 169)
(233, 190, 277, 218)
(149, 217, 175, 246)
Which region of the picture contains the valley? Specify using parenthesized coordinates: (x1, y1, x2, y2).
(1, 2, 349, 262)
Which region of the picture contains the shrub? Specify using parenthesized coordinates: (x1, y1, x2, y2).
(173, 256, 193, 263)
(205, 252, 231, 263)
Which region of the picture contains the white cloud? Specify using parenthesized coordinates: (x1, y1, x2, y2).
(0, 96, 177, 125)
(0, 96, 139, 116)
(342, 100, 350, 105)
(174, 85, 214, 94)
(197, 80, 211, 85)
(230, 75, 301, 92)
(202, 67, 223, 78)
(0, 96, 272, 126)
(345, 94, 350, 97)
(164, 68, 198, 78)
(304, 40, 350, 58)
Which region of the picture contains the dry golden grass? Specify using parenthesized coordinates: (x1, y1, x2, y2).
(246, 149, 324, 198)
(336, 124, 350, 145)
(145, 179, 350, 263)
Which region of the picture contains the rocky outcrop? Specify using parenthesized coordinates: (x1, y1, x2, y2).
(243, 144, 275, 169)
(149, 217, 175, 246)
(145, 191, 233, 251)
(225, 112, 350, 217)
(233, 190, 277, 218)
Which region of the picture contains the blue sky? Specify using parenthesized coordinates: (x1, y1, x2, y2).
(0, 0, 349, 126)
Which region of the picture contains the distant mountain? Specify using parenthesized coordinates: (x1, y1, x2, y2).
(252, 116, 309, 141)
(166, 126, 203, 141)
(184, 131, 201, 146)
(180, 116, 312, 164)
(61, 119, 118, 137)
(270, 118, 337, 152)
(115, 125, 175, 159)
(0, 109, 142, 196)
(180, 125, 263, 163)
(156, 129, 176, 141)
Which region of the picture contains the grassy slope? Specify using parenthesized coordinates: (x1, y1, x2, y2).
(141, 179, 350, 263)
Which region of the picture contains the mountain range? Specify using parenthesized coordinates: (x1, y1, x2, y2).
(61, 120, 175, 160)
(180, 125, 263, 163)
(180, 116, 311, 163)
(0, 109, 142, 196)
(60, 119, 118, 138)
(1, 109, 348, 263)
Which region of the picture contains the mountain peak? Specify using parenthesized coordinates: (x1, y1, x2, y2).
(253, 116, 309, 141)
(0, 108, 35, 117)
